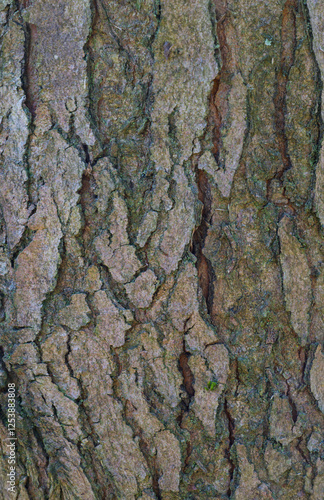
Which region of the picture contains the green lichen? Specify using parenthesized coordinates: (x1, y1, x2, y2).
(205, 380, 218, 391)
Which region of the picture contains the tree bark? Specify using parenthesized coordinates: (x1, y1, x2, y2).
(0, 0, 324, 498)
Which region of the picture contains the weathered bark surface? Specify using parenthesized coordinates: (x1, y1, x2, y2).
(0, 0, 324, 498)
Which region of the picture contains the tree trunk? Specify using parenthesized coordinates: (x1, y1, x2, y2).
(0, 0, 324, 498)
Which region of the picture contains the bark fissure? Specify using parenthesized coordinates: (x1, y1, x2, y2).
(191, 169, 215, 315)
(273, 0, 297, 179)
(224, 397, 236, 498)
(265, 4, 297, 217)
(20, 19, 36, 213)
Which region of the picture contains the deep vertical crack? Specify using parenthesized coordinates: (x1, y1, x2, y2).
(18, 6, 37, 212)
(191, 169, 215, 315)
(273, 0, 297, 181)
(191, 0, 236, 316)
(224, 397, 235, 498)
(177, 339, 195, 427)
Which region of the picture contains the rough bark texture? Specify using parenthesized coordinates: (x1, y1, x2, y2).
(0, 0, 324, 498)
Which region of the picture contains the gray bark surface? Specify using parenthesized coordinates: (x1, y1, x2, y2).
(0, 0, 324, 498)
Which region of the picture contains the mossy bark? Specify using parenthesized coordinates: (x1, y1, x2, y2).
(0, 0, 324, 498)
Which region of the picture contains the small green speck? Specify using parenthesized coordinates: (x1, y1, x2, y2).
(265, 39, 272, 46)
(205, 380, 218, 391)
